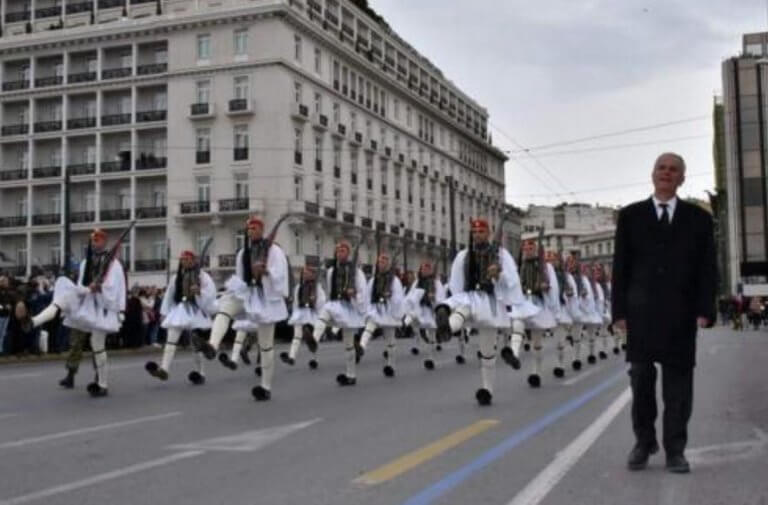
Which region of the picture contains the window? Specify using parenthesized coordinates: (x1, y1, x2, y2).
(294, 175, 303, 200)
(333, 102, 341, 123)
(196, 176, 211, 202)
(234, 125, 249, 160)
(153, 241, 166, 261)
(315, 180, 323, 206)
(406, 106, 412, 127)
(294, 231, 302, 255)
(394, 99, 400, 120)
(234, 173, 249, 199)
(314, 47, 322, 73)
(314, 91, 322, 114)
(234, 29, 248, 56)
(333, 141, 341, 170)
(234, 76, 249, 100)
(315, 134, 323, 169)
(196, 80, 211, 103)
(196, 128, 210, 163)
(197, 34, 211, 60)
(294, 81, 303, 104)
(294, 127, 303, 164)
(294, 34, 302, 62)
(314, 234, 322, 256)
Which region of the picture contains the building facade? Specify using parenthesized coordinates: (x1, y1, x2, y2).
(722, 32, 768, 296)
(0, 0, 508, 285)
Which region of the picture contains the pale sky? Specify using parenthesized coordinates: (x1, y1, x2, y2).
(370, 0, 766, 208)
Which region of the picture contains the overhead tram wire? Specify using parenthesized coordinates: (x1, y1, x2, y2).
(525, 133, 711, 159)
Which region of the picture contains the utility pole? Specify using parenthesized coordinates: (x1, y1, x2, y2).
(62, 170, 71, 275)
(447, 175, 457, 258)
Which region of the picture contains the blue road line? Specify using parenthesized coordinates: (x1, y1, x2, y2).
(400, 366, 628, 505)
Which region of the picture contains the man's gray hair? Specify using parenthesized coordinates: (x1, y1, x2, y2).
(655, 152, 686, 175)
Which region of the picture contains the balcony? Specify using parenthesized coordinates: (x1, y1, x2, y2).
(390, 225, 400, 235)
(291, 103, 310, 121)
(367, 139, 378, 152)
(101, 209, 131, 221)
(351, 131, 363, 145)
(315, 159, 322, 172)
(304, 201, 319, 215)
(101, 160, 130, 173)
(361, 217, 373, 229)
(233, 147, 248, 161)
(228, 99, 253, 115)
(70, 211, 95, 223)
(219, 254, 237, 268)
(2, 80, 30, 91)
(102, 67, 132, 80)
(34, 121, 62, 133)
(33, 166, 62, 179)
(343, 212, 355, 224)
(136, 206, 166, 219)
(323, 207, 337, 219)
(384, 146, 392, 158)
(376, 221, 386, 232)
(136, 110, 167, 122)
(0, 169, 28, 181)
(135, 259, 167, 272)
(189, 103, 214, 118)
(66, 2, 93, 14)
(1, 124, 29, 136)
(312, 114, 329, 130)
(428, 236, 436, 245)
(68, 72, 97, 83)
(0, 216, 27, 228)
(99, 0, 124, 7)
(294, 151, 303, 165)
(67, 117, 96, 130)
(67, 163, 96, 176)
(416, 232, 425, 242)
(137, 63, 168, 75)
(101, 113, 131, 126)
(35, 76, 63, 87)
(33, 214, 61, 226)
(180, 201, 210, 214)
(196, 151, 210, 164)
(333, 122, 347, 138)
(135, 156, 165, 171)
(219, 198, 249, 212)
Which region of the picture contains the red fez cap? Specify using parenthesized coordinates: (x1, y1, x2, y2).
(180, 250, 196, 260)
(470, 218, 489, 231)
(247, 216, 264, 229)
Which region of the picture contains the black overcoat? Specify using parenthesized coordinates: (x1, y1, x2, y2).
(612, 198, 717, 368)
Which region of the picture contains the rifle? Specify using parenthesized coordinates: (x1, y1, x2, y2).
(93, 221, 135, 288)
(537, 222, 548, 291)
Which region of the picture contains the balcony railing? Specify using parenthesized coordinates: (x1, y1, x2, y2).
(101, 160, 131, 173)
(101, 113, 131, 126)
(137, 63, 168, 75)
(323, 206, 337, 219)
(67, 163, 96, 176)
(34, 121, 62, 133)
(5, 10, 30, 22)
(99, 0, 124, 8)
(136, 206, 167, 219)
(35, 76, 63, 87)
(336, 123, 347, 136)
(190, 103, 211, 116)
(361, 217, 373, 229)
(219, 198, 249, 212)
(376, 221, 386, 232)
(102, 67, 132, 80)
(304, 201, 319, 215)
(219, 254, 237, 268)
(136, 155, 167, 170)
(294, 151, 303, 165)
(196, 151, 210, 164)
(1, 124, 28, 136)
(66, 2, 93, 13)
(0, 216, 27, 228)
(228, 99, 250, 112)
(135, 259, 167, 272)
(68, 72, 97, 83)
(33, 166, 62, 178)
(2, 80, 30, 91)
(416, 232, 425, 242)
(70, 211, 95, 223)
(67, 117, 96, 129)
(180, 201, 210, 214)
(343, 212, 355, 224)
(101, 209, 131, 221)
(136, 110, 167, 122)
(33, 214, 61, 225)
(0, 169, 28, 181)
(233, 147, 248, 161)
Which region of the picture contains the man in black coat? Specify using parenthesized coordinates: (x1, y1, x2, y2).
(612, 152, 716, 474)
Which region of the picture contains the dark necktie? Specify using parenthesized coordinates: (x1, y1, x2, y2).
(659, 203, 670, 226)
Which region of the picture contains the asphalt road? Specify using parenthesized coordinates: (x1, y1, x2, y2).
(0, 328, 766, 505)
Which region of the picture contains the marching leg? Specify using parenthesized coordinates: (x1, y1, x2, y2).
(423, 327, 436, 370)
(336, 329, 357, 386)
(382, 327, 397, 378)
(32, 304, 60, 329)
(202, 312, 232, 360)
(553, 326, 566, 378)
(189, 346, 206, 385)
(476, 328, 497, 406)
(598, 326, 608, 360)
(145, 327, 180, 381)
(252, 325, 275, 401)
(230, 330, 248, 366)
(279, 326, 302, 365)
(501, 319, 523, 370)
(586, 325, 597, 364)
(527, 329, 544, 388)
(572, 325, 584, 370)
(60, 329, 87, 389)
(455, 329, 468, 364)
(87, 331, 108, 397)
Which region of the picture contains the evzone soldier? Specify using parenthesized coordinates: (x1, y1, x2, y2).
(403, 261, 447, 370)
(546, 250, 574, 378)
(201, 215, 290, 401)
(358, 252, 406, 378)
(436, 218, 525, 406)
(591, 263, 611, 360)
(145, 250, 216, 384)
(279, 265, 327, 369)
(594, 263, 620, 355)
(564, 253, 588, 370)
(517, 239, 558, 388)
(32, 228, 127, 397)
(311, 240, 367, 386)
(579, 261, 604, 364)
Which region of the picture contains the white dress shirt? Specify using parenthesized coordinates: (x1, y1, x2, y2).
(652, 195, 678, 222)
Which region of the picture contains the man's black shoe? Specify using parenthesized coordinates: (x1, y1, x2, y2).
(627, 441, 659, 471)
(665, 454, 690, 474)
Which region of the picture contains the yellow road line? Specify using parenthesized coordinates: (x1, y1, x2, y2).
(353, 419, 500, 485)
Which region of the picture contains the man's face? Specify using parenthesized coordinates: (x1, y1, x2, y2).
(472, 228, 489, 243)
(377, 254, 391, 272)
(336, 244, 350, 262)
(420, 263, 433, 277)
(592, 264, 603, 280)
(248, 224, 264, 241)
(652, 154, 685, 195)
(92, 235, 106, 252)
(181, 256, 196, 270)
(566, 255, 578, 272)
(522, 241, 537, 259)
(405, 271, 415, 284)
(303, 267, 316, 281)
(581, 263, 591, 277)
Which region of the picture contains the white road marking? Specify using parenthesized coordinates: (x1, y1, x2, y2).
(0, 413, 20, 421)
(0, 372, 42, 381)
(0, 450, 205, 505)
(562, 364, 604, 385)
(506, 387, 631, 505)
(169, 418, 321, 452)
(0, 412, 182, 450)
(687, 428, 768, 466)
